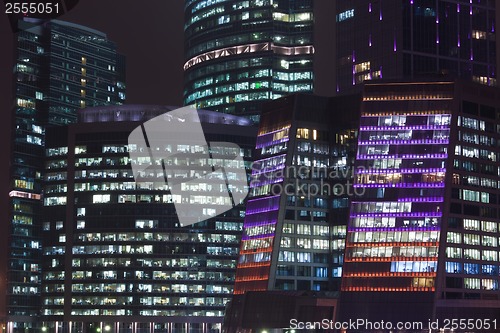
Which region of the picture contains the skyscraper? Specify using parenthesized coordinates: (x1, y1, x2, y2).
(336, 0, 498, 94)
(340, 79, 500, 325)
(41, 105, 256, 333)
(233, 94, 360, 295)
(223, 94, 359, 332)
(5, 18, 125, 332)
(183, 0, 314, 119)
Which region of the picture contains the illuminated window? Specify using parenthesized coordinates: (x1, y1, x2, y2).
(480, 236, 497, 249)
(27, 135, 42, 145)
(337, 9, 354, 22)
(445, 262, 462, 274)
(332, 267, 342, 277)
(461, 190, 479, 202)
(463, 248, 480, 260)
(14, 179, 34, 190)
(278, 251, 295, 262)
(464, 234, 479, 245)
(481, 221, 497, 233)
(296, 224, 311, 235)
(77, 208, 86, 217)
(296, 238, 311, 249)
(313, 239, 329, 250)
(482, 279, 498, 290)
(118, 194, 136, 203)
(75, 146, 87, 154)
(354, 61, 370, 73)
(17, 98, 35, 108)
(464, 278, 480, 289)
(446, 232, 461, 244)
(412, 277, 434, 288)
(446, 247, 462, 259)
(92, 194, 110, 204)
(280, 237, 291, 248)
(482, 265, 498, 275)
(472, 30, 486, 39)
(482, 250, 497, 261)
(464, 219, 480, 231)
(296, 252, 311, 263)
(283, 223, 294, 233)
(44, 196, 67, 206)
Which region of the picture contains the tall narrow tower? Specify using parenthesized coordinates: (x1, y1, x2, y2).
(5, 18, 125, 332)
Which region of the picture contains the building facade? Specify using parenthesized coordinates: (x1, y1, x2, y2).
(6, 19, 125, 331)
(233, 94, 360, 296)
(41, 105, 256, 333)
(336, 0, 498, 94)
(183, 0, 314, 119)
(340, 80, 500, 325)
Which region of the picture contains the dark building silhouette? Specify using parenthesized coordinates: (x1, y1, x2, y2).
(336, 1, 498, 94)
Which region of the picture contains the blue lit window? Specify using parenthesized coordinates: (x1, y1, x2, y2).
(337, 9, 354, 22)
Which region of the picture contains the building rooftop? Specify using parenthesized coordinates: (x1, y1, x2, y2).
(78, 105, 254, 126)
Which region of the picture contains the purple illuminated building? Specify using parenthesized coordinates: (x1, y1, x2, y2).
(340, 79, 500, 326)
(234, 94, 360, 295)
(225, 94, 360, 332)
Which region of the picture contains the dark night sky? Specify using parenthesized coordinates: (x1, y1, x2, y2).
(0, 1, 185, 221)
(60, 1, 186, 105)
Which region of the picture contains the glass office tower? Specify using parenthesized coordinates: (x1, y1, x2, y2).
(41, 105, 256, 333)
(6, 19, 125, 332)
(340, 80, 500, 325)
(184, 0, 314, 119)
(336, 0, 498, 94)
(233, 94, 360, 295)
